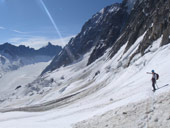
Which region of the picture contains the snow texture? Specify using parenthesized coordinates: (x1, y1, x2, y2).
(0, 32, 170, 128)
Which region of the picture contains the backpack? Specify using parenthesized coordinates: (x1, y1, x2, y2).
(156, 73, 159, 80)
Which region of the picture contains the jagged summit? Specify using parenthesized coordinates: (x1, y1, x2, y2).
(42, 0, 170, 76)
(42, 2, 129, 74)
(0, 42, 62, 58)
(40, 42, 53, 49)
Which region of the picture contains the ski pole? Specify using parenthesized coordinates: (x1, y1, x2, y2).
(156, 82, 159, 89)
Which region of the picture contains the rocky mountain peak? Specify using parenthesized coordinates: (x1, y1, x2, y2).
(42, 0, 170, 75)
(42, 2, 129, 74)
(109, 0, 170, 67)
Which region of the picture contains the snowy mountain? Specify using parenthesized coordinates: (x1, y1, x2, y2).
(42, 2, 129, 74)
(0, 0, 170, 128)
(42, 0, 142, 75)
(0, 42, 62, 75)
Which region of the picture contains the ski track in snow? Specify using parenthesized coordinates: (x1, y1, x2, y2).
(0, 35, 170, 128)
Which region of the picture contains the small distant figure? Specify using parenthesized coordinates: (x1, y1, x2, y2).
(147, 70, 159, 92)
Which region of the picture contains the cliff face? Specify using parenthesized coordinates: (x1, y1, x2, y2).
(86, 3, 128, 65)
(110, 0, 170, 66)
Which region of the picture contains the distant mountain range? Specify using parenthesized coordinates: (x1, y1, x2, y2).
(0, 42, 62, 74)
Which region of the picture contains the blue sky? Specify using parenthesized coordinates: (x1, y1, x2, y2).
(0, 0, 122, 49)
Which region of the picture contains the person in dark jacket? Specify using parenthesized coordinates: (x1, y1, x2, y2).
(147, 70, 157, 91)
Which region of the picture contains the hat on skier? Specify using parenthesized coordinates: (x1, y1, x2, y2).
(151, 70, 155, 73)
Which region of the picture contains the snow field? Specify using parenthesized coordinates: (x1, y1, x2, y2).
(0, 34, 170, 128)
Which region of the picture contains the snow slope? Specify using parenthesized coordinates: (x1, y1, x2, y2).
(0, 32, 170, 127)
(0, 62, 50, 104)
(74, 91, 170, 128)
(0, 54, 52, 76)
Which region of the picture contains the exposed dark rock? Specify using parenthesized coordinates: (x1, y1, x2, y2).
(154, 118, 159, 122)
(87, 4, 129, 65)
(95, 71, 100, 76)
(110, 0, 170, 66)
(122, 112, 127, 115)
(61, 76, 65, 80)
(15, 85, 22, 90)
(166, 116, 170, 120)
(110, 98, 113, 101)
(50, 78, 54, 83)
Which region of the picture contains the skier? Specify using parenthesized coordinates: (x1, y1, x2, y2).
(147, 70, 159, 92)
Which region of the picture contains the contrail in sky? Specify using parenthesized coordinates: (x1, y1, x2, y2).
(40, 0, 75, 61)
(39, 0, 64, 44)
